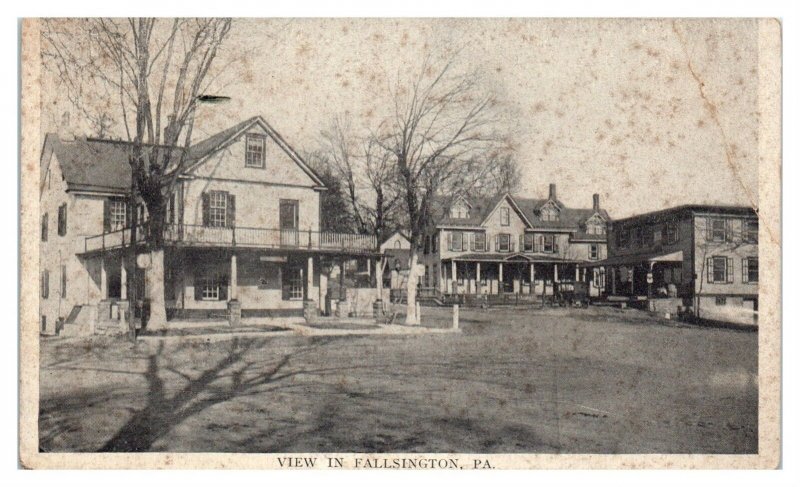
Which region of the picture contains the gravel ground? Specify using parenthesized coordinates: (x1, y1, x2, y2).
(38, 305, 757, 453)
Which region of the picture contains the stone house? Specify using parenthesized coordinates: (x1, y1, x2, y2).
(39, 116, 378, 334)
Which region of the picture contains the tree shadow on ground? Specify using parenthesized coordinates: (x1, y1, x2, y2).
(97, 336, 336, 452)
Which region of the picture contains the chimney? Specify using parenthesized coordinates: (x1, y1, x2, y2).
(593, 193, 600, 211)
(549, 183, 557, 200)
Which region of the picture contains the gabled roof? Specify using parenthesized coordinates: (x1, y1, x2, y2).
(183, 116, 325, 187)
(380, 230, 410, 247)
(430, 192, 611, 231)
(41, 116, 326, 194)
(42, 134, 139, 193)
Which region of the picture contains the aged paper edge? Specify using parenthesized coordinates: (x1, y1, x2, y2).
(17, 17, 782, 470)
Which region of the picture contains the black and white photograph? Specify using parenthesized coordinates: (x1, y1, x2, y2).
(17, 15, 782, 469)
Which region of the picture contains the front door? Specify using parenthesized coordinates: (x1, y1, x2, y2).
(279, 199, 299, 246)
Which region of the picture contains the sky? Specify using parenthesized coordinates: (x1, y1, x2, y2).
(41, 18, 761, 219)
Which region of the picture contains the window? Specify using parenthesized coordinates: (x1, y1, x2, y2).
(109, 199, 127, 230)
(742, 257, 758, 283)
(57, 203, 67, 236)
(283, 265, 304, 300)
(451, 232, 463, 252)
(496, 233, 511, 252)
(245, 134, 266, 168)
(587, 222, 606, 235)
(707, 256, 733, 284)
(209, 191, 228, 228)
(432, 234, 438, 253)
(424, 235, 431, 254)
(715, 296, 727, 306)
(197, 272, 227, 301)
(474, 232, 486, 251)
(450, 203, 469, 219)
(709, 218, 727, 242)
(618, 228, 630, 248)
(523, 234, 534, 252)
(589, 244, 599, 260)
(394, 239, 401, 249)
(60, 264, 67, 298)
(279, 199, 299, 230)
(540, 234, 555, 253)
(41, 213, 48, 242)
(540, 204, 559, 222)
(663, 221, 679, 244)
(744, 220, 758, 243)
(500, 207, 510, 226)
(41, 315, 47, 333)
(632, 227, 643, 247)
(41, 270, 49, 299)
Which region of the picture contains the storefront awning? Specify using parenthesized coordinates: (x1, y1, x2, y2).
(584, 250, 684, 267)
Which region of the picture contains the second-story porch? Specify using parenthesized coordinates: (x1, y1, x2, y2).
(78, 223, 379, 257)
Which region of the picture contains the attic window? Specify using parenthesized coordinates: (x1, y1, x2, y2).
(540, 205, 559, 222)
(245, 134, 266, 168)
(450, 203, 469, 219)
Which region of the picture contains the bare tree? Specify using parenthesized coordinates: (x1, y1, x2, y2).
(43, 18, 234, 329)
(378, 53, 503, 324)
(319, 115, 369, 234)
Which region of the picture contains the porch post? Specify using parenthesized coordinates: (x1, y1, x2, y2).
(100, 257, 107, 299)
(120, 259, 128, 300)
(530, 263, 535, 294)
(307, 256, 314, 300)
(630, 267, 635, 295)
(554, 263, 558, 282)
(611, 267, 617, 294)
(476, 262, 481, 294)
(575, 266, 580, 282)
(451, 260, 457, 294)
(229, 253, 238, 300)
(498, 262, 504, 294)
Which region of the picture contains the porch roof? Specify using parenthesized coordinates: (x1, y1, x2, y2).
(585, 250, 684, 267)
(445, 253, 585, 264)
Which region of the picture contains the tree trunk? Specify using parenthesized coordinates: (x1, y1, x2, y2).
(405, 251, 420, 325)
(146, 248, 168, 329)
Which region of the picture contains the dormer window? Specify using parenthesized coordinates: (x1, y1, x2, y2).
(540, 205, 559, 222)
(449, 201, 469, 219)
(245, 133, 266, 168)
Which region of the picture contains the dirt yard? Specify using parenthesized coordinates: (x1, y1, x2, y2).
(38, 306, 757, 453)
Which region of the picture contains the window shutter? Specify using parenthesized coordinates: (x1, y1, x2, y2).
(706, 218, 714, 241)
(281, 267, 290, 300)
(706, 258, 714, 283)
(201, 192, 210, 227)
(194, 276, 203, 301)
(43, 271, 49, 299)
(227, 193, 236, 228)
(519, 235, 524, 252)
(41, 214, 48, 242)
(61, 265, 67, 298)
(447, 232, 452, 251)
(469, 233, 475, 251)
(725, 220, 733, 242)
(742, 258, 748, 283)
(219, 279, 228, 301)
(494, 234, 499, 252)
(103, 199, 111, 232)
(58, 204, 67, 236)
(726, 257, 734, 283)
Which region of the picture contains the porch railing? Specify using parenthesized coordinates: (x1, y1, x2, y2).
(82, 223, 377, 254)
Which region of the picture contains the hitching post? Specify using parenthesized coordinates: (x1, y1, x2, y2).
(452, 304, 459, 330)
